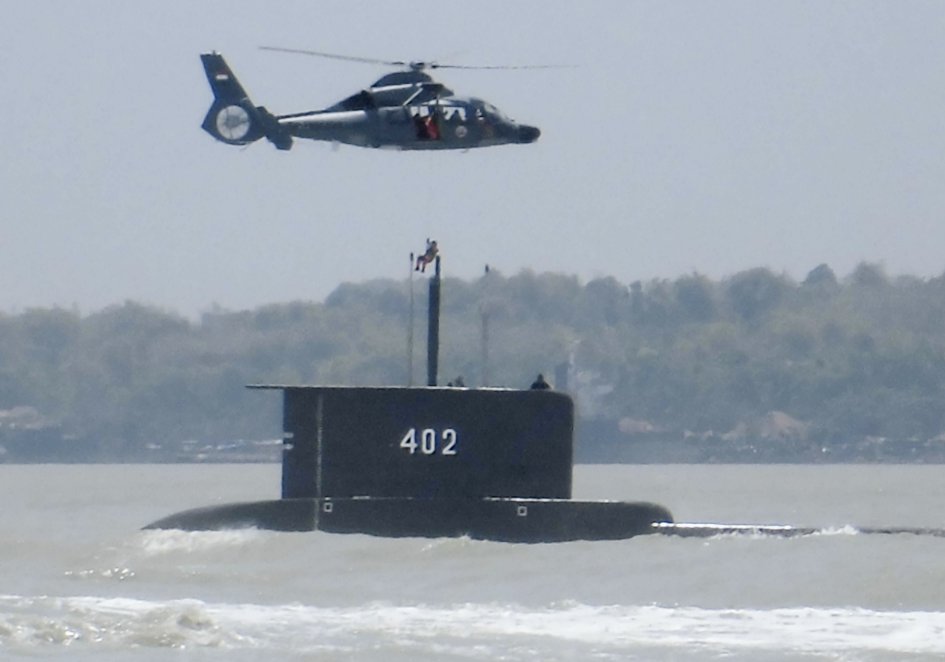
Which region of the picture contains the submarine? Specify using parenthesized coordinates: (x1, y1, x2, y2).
(146, 257, 674, 542)
(146, 384, 673, 541)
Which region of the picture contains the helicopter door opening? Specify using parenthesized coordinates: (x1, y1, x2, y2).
(410, 106, 440, 141)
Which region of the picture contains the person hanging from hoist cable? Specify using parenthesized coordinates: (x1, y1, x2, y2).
(415, 239, 439, 273)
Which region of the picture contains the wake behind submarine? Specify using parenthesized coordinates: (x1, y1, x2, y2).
(146, 257, 673, 542)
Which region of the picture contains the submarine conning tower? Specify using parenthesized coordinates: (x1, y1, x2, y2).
(251, 383, 672, 541)
(270, 385, 574, 501)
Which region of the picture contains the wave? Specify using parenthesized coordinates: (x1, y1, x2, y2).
(135, 528, 268, 556)
(1, 595, 944, 657)
(655, 522, 945, 539)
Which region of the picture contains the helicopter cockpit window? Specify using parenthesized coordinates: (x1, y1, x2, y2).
(483, 103, 507, 121)
(440, 106, 467, 122)
(407, 105, 465, 122)
(471, 99, 504, 123)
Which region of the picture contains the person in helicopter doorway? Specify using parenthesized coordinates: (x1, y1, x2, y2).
(415, 239, 439, 273)
(413, 112, 441, 140)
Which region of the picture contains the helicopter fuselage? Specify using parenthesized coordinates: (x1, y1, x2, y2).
(199, 53, 540, 152)
(277, 98, 540, 150)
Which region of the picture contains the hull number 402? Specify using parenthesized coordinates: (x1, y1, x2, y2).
(399, 428, 458, 456)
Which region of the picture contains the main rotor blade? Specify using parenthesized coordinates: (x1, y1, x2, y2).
(260, 46, 572, 72)
(259, 46, 406, 67)
(431, 63, 571, 70)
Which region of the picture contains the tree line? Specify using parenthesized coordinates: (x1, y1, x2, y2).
(1, 262, 944, 460)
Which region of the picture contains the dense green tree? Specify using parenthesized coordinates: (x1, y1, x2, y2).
(673, 273, 717, 322)
(2, 263, 944, 460)
(803, 263, 838, 289)
(725, 268, 792, 321)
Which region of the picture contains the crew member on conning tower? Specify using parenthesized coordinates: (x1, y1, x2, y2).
(415, 239, 438, 273)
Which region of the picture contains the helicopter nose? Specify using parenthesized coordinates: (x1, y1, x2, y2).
(517, 125, 541, 143)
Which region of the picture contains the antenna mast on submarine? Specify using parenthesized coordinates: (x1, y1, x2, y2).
(480, 264, 492, 387)
(427, 256, 441, 387)
(407, 252, 415, 386)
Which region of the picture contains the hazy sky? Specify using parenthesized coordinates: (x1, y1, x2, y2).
(4, 1, 944, 317)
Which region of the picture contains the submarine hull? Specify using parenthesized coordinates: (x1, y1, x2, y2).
(146, 386, 674, 542)
(145, 497, 673, 543)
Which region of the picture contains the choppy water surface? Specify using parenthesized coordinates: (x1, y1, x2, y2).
(2, 463, 944, 661)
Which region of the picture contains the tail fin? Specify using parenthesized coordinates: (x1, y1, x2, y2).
(199, 52, 293, 150)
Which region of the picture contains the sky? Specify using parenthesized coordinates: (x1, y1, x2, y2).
(4, 1, 944, 317)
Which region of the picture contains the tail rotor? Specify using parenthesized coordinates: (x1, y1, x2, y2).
(200, 52, 292, 150)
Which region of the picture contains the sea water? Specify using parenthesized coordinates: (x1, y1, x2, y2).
(1, 463, 944, 661)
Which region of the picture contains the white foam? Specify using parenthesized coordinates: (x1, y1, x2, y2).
(135, 528, 266, 556)
(2, 595, 944, 656)
(812, 524, 860, 537)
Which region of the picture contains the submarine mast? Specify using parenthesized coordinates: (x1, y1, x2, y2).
(427, 255, 441, 387)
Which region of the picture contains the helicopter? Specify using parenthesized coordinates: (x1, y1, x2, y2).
(199, 47, 542, 152)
